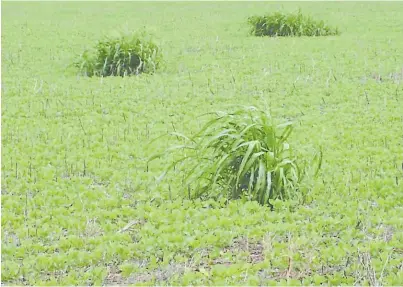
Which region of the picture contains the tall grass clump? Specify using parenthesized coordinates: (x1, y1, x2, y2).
(149, 106, 322, 208)
(74, 32, 162, 77)
(248, 10, 339, 37)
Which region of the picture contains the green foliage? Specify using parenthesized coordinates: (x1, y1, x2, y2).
(74, 32, 162, 77)
(150, 106, 322, 208)
(2, 2, 403, 286)
(248, 10, 339, 37)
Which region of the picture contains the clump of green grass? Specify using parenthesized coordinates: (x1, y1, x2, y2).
(149, 106, 322, 209)
(248, 10, 339, 37)
(74, 32, 162, 77)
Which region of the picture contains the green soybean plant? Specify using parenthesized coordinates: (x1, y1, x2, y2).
(149, 106, 322, 209)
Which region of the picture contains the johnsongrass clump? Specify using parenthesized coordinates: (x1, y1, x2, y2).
(149, 106, 322, 209)
(248, 10, 339, 37)
(74, 32, 162, 77)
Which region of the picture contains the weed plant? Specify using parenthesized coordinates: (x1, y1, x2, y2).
(150, 106, 322, 208)
(74, 32, 162, 77)
(248, 10, 339, 37)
